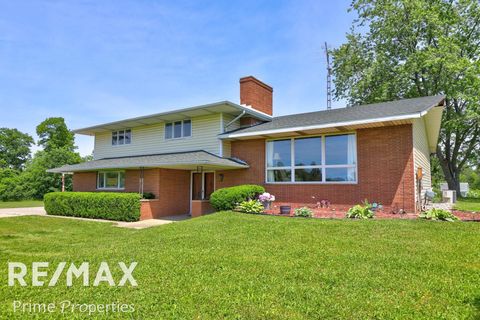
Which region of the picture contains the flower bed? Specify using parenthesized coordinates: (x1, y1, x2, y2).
(264, 202, 413, 219)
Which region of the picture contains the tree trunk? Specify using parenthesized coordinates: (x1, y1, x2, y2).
(436, 148, 461, 196)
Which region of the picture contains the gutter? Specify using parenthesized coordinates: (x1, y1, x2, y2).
(224, 110, 246, 131)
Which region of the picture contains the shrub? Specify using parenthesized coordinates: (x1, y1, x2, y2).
(44, 192, 141, 222)
(419, 208, 459, 222)
(210, 185, 265, 211)
(467, 189, 480, 199)
(236, 200, 264, 214)
(142, 192, 156, 199)
(294, 207, 313, 217)
(346, 200, 374, 219)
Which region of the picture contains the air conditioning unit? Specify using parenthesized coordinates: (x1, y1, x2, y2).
(442, 190, 457, 204)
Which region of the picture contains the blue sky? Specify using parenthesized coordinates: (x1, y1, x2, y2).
(0, 0, 354, 156)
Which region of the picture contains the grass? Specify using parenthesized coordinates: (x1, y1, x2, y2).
(455, 197, 480, 212)
(0, 200, 43, 209)
(0, 212, 479, 319)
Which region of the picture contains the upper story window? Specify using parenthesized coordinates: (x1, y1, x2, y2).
(112, 129, 131, 146)
(266, 133, 357, 183)
(165, 120, 191, 139)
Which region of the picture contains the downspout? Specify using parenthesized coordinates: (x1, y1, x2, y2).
(139, 167, 144, 195)
(224, 110, 246, 131)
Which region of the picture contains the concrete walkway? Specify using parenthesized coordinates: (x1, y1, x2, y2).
(0, 207, 190, 229)
(0, 206, 46, 218)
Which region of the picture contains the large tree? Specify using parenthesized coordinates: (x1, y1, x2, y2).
(332, 0, 480, 194)
(0, 128, 34, 170)
(36, 117, 75, 152)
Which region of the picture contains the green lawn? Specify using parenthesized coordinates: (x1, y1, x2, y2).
(1, 212, 479, 319)
(455, 197, 480, 212)
(0, 200, 43, 209)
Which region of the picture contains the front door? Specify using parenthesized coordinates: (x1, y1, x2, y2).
(191, 172, 215, 200)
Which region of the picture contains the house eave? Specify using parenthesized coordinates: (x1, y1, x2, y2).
(73, 101, 272, 136)
(219, 112, 426, 139)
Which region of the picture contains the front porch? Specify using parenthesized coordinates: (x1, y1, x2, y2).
(47, 150, 249, 220)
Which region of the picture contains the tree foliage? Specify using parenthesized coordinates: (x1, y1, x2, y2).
(0, 128, 34, 170)
(0, 117, 82, 201)
(36, 117, 75, 152)
(332, 0, 480, 193)
(20, 148, 81, 199)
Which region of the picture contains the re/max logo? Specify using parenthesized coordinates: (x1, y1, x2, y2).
(7, 262, 138, 287)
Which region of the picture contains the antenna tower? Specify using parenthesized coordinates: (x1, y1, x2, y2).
(324, 41, 332, 110)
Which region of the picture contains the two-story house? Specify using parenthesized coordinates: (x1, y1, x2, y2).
(49, 76, 444, 219)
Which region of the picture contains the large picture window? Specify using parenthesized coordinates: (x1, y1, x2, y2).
(97, 171, 125, 189)
(165, 119, 191, 139)
(266, 134, 357, 183)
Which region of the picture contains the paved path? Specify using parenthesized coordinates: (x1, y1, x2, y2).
(0, 207, 189, 229)
(0, 206, 46, 218)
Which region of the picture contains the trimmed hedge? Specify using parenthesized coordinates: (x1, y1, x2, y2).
(44, 192, 141, 222)
(210, 185, 265, 211)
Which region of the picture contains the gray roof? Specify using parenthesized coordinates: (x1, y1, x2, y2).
(73, 101, 272, 136)
(221, 95, 445, 138)
(47, 150, 248, 173)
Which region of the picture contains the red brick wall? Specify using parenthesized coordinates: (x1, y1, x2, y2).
(72, 168, 190, 219)
(72, 172, 97, 191)
(240, 117, 265, 127)
(217, 124, 415, 212)
(73, 169, 160, 195)
(240, 76, 273, 115)
(156, 169, 190, 216)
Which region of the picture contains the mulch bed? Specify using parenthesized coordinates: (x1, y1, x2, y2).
(263, 203, 479, 221)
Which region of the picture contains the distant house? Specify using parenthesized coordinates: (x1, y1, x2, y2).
(49, 76, 444, 219)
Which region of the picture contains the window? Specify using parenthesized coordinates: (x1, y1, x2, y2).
(111, 130, 131, 146)
(165, 120, 192, 139)
(266, 134, 357, 183)
(97, 171, 125, 189)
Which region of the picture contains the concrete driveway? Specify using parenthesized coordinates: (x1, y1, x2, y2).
(0, 206, 189, 229)
(0, 207, 46, 218)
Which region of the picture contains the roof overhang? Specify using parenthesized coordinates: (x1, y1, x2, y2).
(220, 100, 445, 140)
(73, 101, 272, 136)
(423, 105, 444, 153)
(47, 151, 249, 174)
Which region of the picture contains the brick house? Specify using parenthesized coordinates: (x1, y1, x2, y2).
(49, 76, 444, 219)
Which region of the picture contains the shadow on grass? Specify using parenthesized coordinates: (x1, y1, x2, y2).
(473, 296, 480, 320)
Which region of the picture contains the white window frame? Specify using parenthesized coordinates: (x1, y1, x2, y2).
(111, 129, 131, 146)
(265, 132, 358, 184)
(97, 171, 125, 190)
(165, 119, 192, 140)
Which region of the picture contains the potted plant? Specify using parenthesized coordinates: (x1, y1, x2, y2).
(258, 192, 275, 209)
(279, 205, 291, 215)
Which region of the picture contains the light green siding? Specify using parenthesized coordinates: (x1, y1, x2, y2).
(413, 117, 432, 202)
(93, 114, 222, 160)
(220, 113, 241, 158)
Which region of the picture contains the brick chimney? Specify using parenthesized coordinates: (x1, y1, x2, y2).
(239, 76, 273, 116)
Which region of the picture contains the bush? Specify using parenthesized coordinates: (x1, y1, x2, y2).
(467, 189, 480, 199)
(142, 192, 156, 199)
(44, 192, 141, 222)
(294, 207, 313, 217)
(419, 208, 459, 222)
(236, 200, 264, 214)
(210, 185, 265, 211)
(346, 200, 374, 219)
